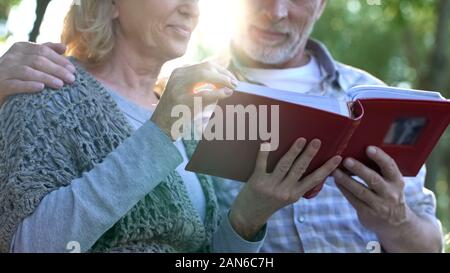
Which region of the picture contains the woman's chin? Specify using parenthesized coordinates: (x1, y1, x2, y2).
(133, 42, 188, 63)
(165, 45, 189, 60)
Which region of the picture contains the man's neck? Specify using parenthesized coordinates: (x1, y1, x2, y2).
(87, 34, 164, 110)
(231, 43, 311, 70)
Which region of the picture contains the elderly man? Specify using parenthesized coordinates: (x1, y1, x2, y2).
(0, 0, 443, 252)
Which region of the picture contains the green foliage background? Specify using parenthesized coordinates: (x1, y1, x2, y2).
(0, 0, 20, 21)
(0, 0, 20, 42)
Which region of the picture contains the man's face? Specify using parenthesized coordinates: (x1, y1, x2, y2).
(234, 0, 325, 65)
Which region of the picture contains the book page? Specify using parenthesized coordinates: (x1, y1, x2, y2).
(235, 82, 350, 116)
(348, 85, 446, 101)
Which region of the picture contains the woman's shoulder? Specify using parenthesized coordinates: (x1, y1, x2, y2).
(0, 61, 112, 126)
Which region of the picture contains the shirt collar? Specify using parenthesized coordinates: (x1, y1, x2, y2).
(228, 39, 349, 93)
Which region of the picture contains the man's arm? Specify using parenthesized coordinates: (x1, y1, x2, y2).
(333, 146, 443, 253)
(375, 206, 442, 253)
(0, 42, 75, 105)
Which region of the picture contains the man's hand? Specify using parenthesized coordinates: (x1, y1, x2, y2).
(333, 146, 442, 252)
(0, 42, 76, 104)
(333, 146, 410, 233)
(230, 139, 342, 241)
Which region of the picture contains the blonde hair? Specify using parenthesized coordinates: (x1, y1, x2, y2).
(61, 0, 116, 65)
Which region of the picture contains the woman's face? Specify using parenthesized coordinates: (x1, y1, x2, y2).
(114, 0, 200, 60)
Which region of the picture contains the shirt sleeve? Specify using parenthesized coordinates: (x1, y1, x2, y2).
(212, 178, 244, 214)
(404, 165, 443, 231)
(9, 121, 183, 253)
(212, 210, 267, 253)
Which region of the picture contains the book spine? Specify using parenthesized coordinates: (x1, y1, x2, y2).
(335, 100, 364, 155)
(336, 120, 361, 156)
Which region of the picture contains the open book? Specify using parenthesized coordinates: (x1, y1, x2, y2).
(186, 83, 450, 198)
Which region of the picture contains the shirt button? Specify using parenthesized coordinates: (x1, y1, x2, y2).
(298, 216, 305, 223)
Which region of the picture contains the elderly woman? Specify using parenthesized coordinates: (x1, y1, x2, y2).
(0, 0, 342, 253)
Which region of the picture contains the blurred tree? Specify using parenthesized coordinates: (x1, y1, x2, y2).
(0, 0, 21, 41)
(0, 0, 20, 21)
(420, 0, 450, 228)
(29, 0, 51, 42)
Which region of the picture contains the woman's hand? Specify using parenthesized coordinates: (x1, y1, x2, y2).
(229, 138, 343, 240)
(0, 42, 76, 105)
(151, 61, 237, 140)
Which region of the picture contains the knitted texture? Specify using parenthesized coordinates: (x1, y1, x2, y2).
(0, 60, 219, 253)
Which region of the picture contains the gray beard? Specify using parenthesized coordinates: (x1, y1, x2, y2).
(241, 37, 306, 65)
(236, 24, 315, 65)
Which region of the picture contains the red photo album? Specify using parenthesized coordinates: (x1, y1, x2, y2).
(186, 83, 450, 199)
